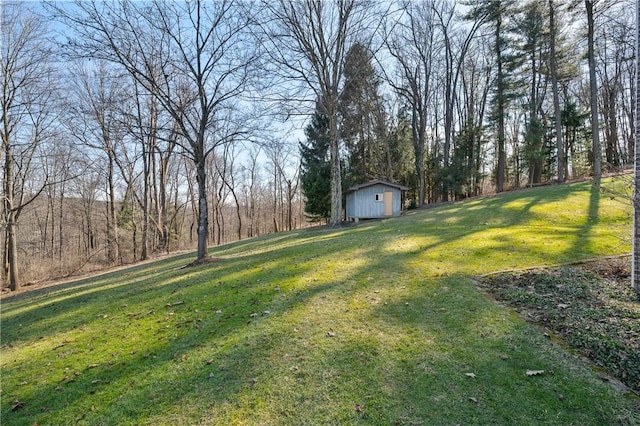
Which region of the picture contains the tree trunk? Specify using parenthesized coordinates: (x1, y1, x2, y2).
(549, 0, 564, 183)
(6, 215, 18, 291)
(196, 151, 209, 261)
(159, 154, 170, 253)
(586, 0, 602, 179)
(141, 142, 150, 261)
(3, 142, 19, 290)
(107, 155, 118, 265)
(287, 179, 294, 231)
(604, 86, 620, 167)
(412, 106, 426, 206)
(495, 12, 506, 192)
(329, 109, 343, 225)
(632, 0, 639, 291)
(58, 181, 65, 262)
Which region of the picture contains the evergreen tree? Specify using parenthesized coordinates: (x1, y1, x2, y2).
(300, 108, 332, 222)
(388, 111, 419, 204)
(339, 42, 387, 187)
(562, 101, 591, 177)
(448, 124, 485, 200)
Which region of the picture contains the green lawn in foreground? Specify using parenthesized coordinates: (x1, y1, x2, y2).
(1, 178, 638, 425)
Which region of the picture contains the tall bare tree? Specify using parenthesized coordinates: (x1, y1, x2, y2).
(65, 62, 125, 265)
(265, 139, 299, 232)
(1, 3, 57, 290)
(433, 0, 483, 200)
(53, 0, 256, 263)
(260, 0, 376, 225)
(586, 0, 602, 179)
(242, 147, 261, 238)
(384, 0, 439, 206)
(633, 0, 639, 292)
(549, 0, 565, 183)
(216, 141, 244, 241)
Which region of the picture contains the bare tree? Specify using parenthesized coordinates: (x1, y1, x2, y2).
(53, 0, 257, 263)
(549, 0, 565, 183)
(633, 0, 639, 292)
(264, 139, 299, 232)
(458, 40, 492, 198)
(118, 74, 182, 259)
(242, 147, 261, 238)
(586, 0, 602, 179)
(46, 139, 76, 264)
(383, 1, 439, 206)
(260, 0, 377, 225)
(596, 4, 635, 169)
(64, 62, 126, 265)
(1, 3, 57, 290)
(216, 141, 244, 241)
(432, 0, 483, 201)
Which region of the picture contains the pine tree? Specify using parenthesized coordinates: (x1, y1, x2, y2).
(339, 42, 387, 187)
(300, 108, 332, 222)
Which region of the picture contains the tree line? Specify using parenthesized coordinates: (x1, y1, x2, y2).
(2, 0, 636, 291)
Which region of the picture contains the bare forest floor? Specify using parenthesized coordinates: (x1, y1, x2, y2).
(0, 248, 197, 299)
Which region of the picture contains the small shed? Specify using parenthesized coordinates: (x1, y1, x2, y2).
(345, 180, 409, 221)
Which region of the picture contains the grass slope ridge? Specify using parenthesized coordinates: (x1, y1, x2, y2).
(2, 179, 638, 425)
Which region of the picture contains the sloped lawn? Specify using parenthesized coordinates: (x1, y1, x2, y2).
(2, 178, 639, 425)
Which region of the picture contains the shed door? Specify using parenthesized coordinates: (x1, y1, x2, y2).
(384, 191, 393, 216)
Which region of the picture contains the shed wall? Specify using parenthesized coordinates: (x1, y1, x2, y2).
(346, 184, 402, 219)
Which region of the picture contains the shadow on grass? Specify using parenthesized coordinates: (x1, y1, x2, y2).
(2, 179, 634, 425)
(364, 274, 639, 424)
(1, 258, 345, 424)
(569, 180, 601, 257)
(1, 180, 609, 350)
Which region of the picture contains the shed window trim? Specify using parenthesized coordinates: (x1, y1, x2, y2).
(375, 193, 384, 202)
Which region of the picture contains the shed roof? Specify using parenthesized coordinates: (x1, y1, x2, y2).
(346, 179, 410, 193)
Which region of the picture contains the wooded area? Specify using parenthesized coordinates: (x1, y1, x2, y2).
(1, 0, 637, 290)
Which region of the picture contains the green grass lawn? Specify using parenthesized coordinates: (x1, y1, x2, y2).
(2, 178, 639, 425)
